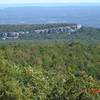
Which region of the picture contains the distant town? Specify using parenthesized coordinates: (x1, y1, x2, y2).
(0, 24, 82, 40)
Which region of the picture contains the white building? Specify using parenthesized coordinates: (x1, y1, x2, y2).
(77, 24, 82, 29)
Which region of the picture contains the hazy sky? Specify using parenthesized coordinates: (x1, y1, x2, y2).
(0, 0, 100, 4)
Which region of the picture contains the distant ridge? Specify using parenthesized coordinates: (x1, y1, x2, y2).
(0, 4, 100, 27)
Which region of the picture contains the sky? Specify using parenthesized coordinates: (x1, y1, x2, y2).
(0, 0, 100, 4)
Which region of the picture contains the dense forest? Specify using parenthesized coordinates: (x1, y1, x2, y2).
(0, 42, 100, 100)
(0, 24, 75, 32)
(0, 24, 100, 100)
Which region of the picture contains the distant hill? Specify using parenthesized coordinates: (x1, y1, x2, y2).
(0, 5, 100, 27)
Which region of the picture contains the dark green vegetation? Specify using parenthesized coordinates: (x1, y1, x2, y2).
(0, 24, 72, 32)
(0, 42, 100, 100)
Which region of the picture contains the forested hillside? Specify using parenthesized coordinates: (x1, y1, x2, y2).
(0, 42, 100, 100)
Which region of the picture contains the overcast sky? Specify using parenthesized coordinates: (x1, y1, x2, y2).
(0, 0, 100, 4)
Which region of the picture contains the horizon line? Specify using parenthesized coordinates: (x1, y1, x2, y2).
(0, 2, 100, 4)
(0, 2, 100, 9)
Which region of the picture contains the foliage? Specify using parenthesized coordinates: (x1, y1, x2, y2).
(0, 42, 100, 100)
